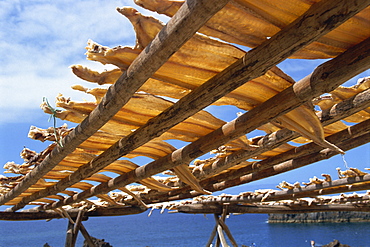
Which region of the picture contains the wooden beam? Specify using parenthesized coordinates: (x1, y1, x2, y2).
(177, 204, 370, 214)
(318, 88, 370, 123)
(44, 31, 370, 210)
(0, 206, 146, 221)
(3, 0, 230, 210)
(187, 174, 370, 206)
(103, 38, 370, 205)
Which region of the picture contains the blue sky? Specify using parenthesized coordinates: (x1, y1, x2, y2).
(0, 0, 369, 198)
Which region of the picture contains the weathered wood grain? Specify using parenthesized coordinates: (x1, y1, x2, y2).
(0, 206, 145, 221)
(177, 204, 370, 214)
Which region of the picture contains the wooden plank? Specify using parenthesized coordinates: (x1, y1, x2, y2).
(2, 0, 230, 209)
(45, 30, 370, 210)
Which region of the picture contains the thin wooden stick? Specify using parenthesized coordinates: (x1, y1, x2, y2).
(1, 0, 230, 209)
(206, 215, 219, 247)
(65, 220, 74, 247)
(217, 224, 227, 247)
(71, 210, 85, 247)
(218, 206, 238, 247)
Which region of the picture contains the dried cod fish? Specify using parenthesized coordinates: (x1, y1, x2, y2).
(134, 0, 370, 59)
(74, 9, 342, 153)
(41, 90, 251, 149)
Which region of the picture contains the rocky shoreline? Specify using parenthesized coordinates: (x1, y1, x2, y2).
(268, 211, 370, 223)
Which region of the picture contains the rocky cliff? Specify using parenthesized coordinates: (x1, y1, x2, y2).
(268, 211, 370, 223)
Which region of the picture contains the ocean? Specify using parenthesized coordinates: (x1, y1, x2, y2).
(0, 211, 369, 247)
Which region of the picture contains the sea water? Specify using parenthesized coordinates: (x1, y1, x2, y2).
(0, 211, 369, 247)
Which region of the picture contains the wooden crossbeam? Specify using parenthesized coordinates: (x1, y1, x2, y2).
(177, 204, 370, 215)
(3, 0, 230, 210)
(0, 206, 145, 221)
(43, 21, 370, 210)
(182, 174, 370, 206)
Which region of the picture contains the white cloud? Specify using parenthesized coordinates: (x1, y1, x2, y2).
(0, 0, 169, 124)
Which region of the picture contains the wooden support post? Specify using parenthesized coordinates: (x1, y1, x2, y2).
(209, 206, 239, 247)
(78, 224, 96, 247)
(60, 209, 96, 247)
(206, 221, 218, 247)
(218, 207, 238, 247)
(216, 223, 228, 247)
(65, 220, 74, 247)
(71, 210, 85, 247)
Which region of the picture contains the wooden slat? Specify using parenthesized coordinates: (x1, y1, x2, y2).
(44, 22, 370, 210)
(2, 0, 230, 209)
